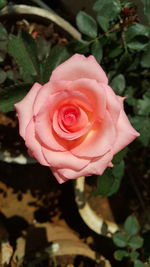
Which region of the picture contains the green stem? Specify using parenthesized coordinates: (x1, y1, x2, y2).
(76, 22, 122, 52)
(121, 29, 129, 54)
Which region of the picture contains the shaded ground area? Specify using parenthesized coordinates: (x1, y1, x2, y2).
(0, 112, 150, 266)
(0, 161, 115, 266)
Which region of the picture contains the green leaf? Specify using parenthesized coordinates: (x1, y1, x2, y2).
(122, 1, 136, 8)
(130, 251, 139, 261)
(130, 116, 150, 146)
(127, 40, 148, 51)
(93, 0, 121, 21)
(91, 39, 103, 62)
(113, 148, 128, 164)
(124, 216, 140, 236)
(141, 0, 150, 24)
(6, 70, 15, 81)
(112, 160, 125, 179)
(108, 70, 116, 80)
(128, 236, 144, 249)
(42, 45, 70, 83)
(134, 259, 145, 267)
(125, 86, 137, 107)
(0, 69, 6, 84)
(0, 23, 8, 40)
(94, 169, 114, 197)
(141, 43, 150, 68)
(141, 79, 149, 91)
(125, 23, 149, 51)
(8, 30, 39, 80)
(0, 0, 7, 9)
(97, 15, 109, 32)
(76, 11, 98, 38)
(70, 39, 90, 54)
(110, 74, 126, 95)
(0, 52, 5, 62)
(36, 36, 51, 61)
(126, 23, 150, 41)
(110, 161, 125, 195)
(108, 46, 123, 58)
(0, 83, 32, 112)
(94, 149, 126, 198)
(94, 160, 125, 198)
(114, 249, 128, 261)
(113, 232, 129, 248)
(117, 53, 132, 71)
(0, 23, 8, 54)
(135, 93, 150, 116)
(127, 55, 140, 71)
(0, 41, 8, 53)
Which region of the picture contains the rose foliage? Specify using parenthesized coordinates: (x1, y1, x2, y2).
(15, 54, 139, 183)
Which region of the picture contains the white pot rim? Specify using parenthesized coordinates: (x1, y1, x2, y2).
(0, 4, 81, 40)
(75, 176, 120, 236)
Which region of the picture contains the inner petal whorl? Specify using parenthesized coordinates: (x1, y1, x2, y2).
(59, 105, 80, 128)
(53, 104, 92, 140)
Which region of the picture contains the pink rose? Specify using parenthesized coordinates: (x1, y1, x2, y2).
(15, 54, 139, 183)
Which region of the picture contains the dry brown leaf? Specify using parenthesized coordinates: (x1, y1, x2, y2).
(11, 222, 112, 267)
(0, 183, 36, 223)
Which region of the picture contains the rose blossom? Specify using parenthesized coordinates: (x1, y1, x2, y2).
(15, 54, 139, 183)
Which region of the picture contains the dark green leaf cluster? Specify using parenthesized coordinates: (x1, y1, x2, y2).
(0, 24, 71, 112)
(113, 216, 144, 266)
(75, 0, 150, 149)
(0, 0, 7, 10)
(93, 149, 127, 197)
(74, 0, 150, 197)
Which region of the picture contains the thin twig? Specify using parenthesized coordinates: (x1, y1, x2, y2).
(129, 173, 146, 211)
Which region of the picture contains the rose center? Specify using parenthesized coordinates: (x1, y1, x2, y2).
(59, 105, 80, 127)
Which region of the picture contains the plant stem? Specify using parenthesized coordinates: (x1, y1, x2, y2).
(121, 30, 129, 54)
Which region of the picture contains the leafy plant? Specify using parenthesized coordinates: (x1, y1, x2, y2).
(74, 0, 150, 197)
(0, 1, 150, 266)
(0, 0, 150, 199)
(0, 0, 7, 10)
(0, 24, 71, 112)
(93, 149, 127, 197)
(113, 215, 145, 266)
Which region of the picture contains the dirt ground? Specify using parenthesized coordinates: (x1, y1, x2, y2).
(0, 112, 150, 266)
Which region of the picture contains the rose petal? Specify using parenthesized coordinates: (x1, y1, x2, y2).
(44, 79, 106, 123)
(55, 150, 113, 181)
(51, 168, 68, 184)
(50, 54, 108, 83)
(113, 109, 140, 154)
(53, 108, 91, 140)
(33, 81, 53, 115)
(35, 91, 70, 151)
(58, 105, 89, 132)
(14, 83, 41, 139)
(34, 79, 98, 116)
(35, 109, 67, 152)
(72, 79, 106, 120)
(42, 147, 90, 170)
(71, 111, 116, 157)
(35, 90, 92, 150)
(105, 85, 122, 124)
(25, 119, 49, 166)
